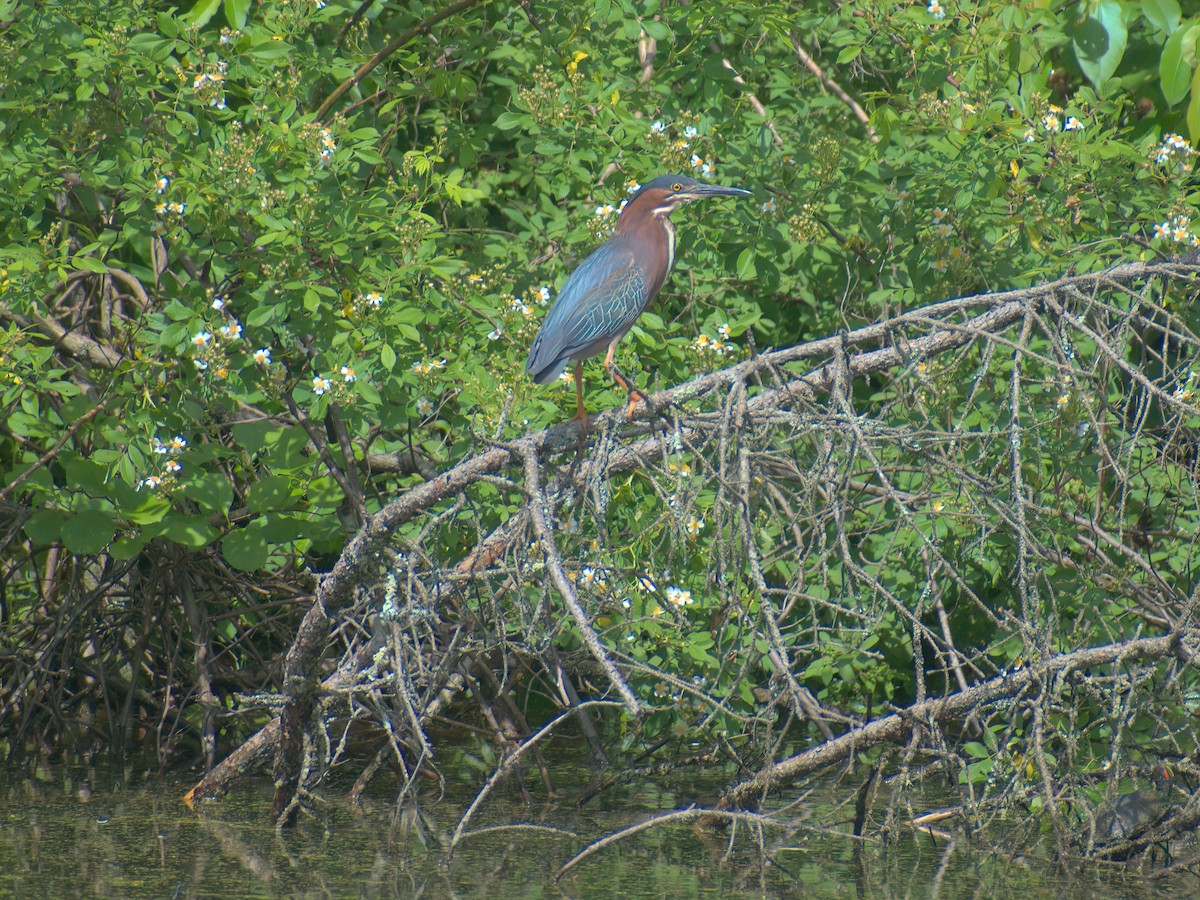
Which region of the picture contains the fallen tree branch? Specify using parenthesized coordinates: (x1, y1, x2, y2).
(184, 258, 1194, 808)
(704, 632, 1184, 823)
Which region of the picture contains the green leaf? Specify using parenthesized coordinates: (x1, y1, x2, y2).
(248, 40, 292, 61)
(157, 516, 219, 549)
(111, 533, 150, 559)
(73, 256, 109, 274)
(1071, 0, 1128, 92)
(258, 514, 306, 542)
(1161, 22, 1200, 105)
(494, 111, 526, 131)
(23, 509, 65, 545)
(247, 475, 292, 512)
(641, 19, 671, 41)
(60, 510, 117, 553)
(181, 0, 221, 28)
(125, 496, 172, 525)
(223, 528, 268, 571)
(1187, 65, 1200, 142)
(1143, 0, 1181, 34)
(736, 246, 757, 280)
(380, 343, 397, 371)
(224, 0, 251, 29)
(182, 471, 234, 513)
(836, 44, 862, 65)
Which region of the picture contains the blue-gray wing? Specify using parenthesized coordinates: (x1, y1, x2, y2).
(525, 242, 650, 385)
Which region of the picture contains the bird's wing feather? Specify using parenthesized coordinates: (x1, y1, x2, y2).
(525, 242, 650, 381)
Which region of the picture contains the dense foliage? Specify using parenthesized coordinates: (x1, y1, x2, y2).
(4, 0, 1200, 864)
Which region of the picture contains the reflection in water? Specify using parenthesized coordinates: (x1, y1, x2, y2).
(0, 754, 1194, 898)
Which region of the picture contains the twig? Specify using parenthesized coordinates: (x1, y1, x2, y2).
(521, 448, 641, 711)
(792, 38, 878, 143)
(315, 0, 491, 121)
(721, 58, 784, 147)
(705, 633, 1179, 822)
(449, 699, 622, 853)
(0, 399, 108, 503)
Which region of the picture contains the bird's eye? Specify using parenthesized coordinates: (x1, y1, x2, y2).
(672, 182, 683, 191)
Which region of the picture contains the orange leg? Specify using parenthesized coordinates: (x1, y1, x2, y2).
(571, 360, 589, 434)
(603, 342, 651, 420)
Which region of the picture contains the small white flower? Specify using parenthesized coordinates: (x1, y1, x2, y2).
(340, 365, 356, 382)
(684, 125, 698, 138)
(665, 586, 693, 606)
(253, 348, 271, 365)
(650, 120, 665, 133)
(312, 376, 332, 395)
(1064, 116, 1082, 132)
(487, 327, 503, 340)
(155, 176, 170, 193)
(165, 459, 182, 474)
(192, 331, 212, 347)
(416, 397, 433, 416)
(928, 0, 945, 19)
(211, 296, 225, 310)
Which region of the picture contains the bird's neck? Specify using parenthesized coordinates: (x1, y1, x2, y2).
(615, 206, 677, 276)
(660, 214, 676, 274)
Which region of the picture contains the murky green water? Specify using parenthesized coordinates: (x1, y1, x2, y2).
(0, 754, 1193, 898)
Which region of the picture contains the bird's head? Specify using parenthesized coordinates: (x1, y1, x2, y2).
(625, 174, 752, 218)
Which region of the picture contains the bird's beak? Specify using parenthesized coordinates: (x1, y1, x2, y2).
(689, 182, 753, 199)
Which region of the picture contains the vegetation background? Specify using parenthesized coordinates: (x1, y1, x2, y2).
(4, 0, 1200, 869)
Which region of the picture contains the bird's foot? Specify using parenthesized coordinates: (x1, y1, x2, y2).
(624, 386, 653, 421)
(572, 408, 590, 450)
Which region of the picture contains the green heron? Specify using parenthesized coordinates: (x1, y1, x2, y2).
(525, 174, 752, 428)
